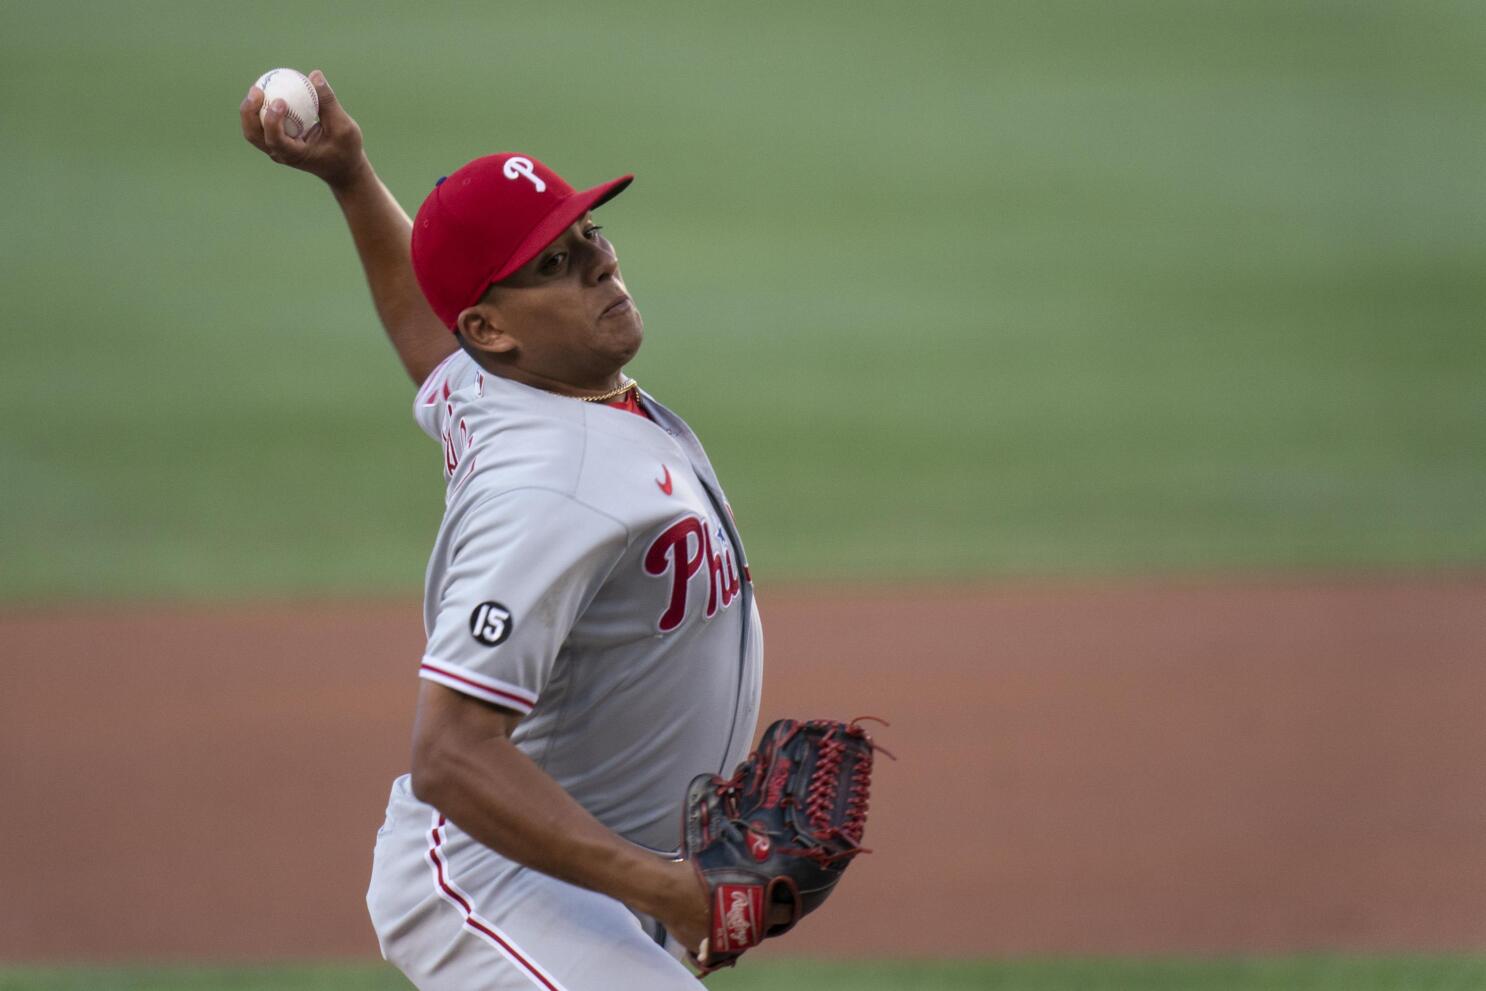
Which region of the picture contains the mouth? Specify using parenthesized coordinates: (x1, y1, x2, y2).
(599, 295, 633, 319)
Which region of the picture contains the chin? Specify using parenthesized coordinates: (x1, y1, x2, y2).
(616, 311, 644, 360)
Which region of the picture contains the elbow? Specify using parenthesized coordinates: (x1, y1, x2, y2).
(408, 764, 439, 808)
(408, 683, 522, 809)
(409, 733, 456, 809)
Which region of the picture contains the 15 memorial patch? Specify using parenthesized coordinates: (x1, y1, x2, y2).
(469, 601, 514, 646)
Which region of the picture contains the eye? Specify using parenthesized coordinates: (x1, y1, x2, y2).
(584, 225, 605, 240)
(540, 251, 567, 274)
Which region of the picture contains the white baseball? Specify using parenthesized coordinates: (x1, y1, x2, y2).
(254, 67, 320, 139)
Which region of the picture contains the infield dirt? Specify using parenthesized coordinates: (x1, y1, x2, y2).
(2, 575, 1483, 961)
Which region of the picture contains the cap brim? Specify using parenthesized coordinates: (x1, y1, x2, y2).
(481, 174, 634, 290)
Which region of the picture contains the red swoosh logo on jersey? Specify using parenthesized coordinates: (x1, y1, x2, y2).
(657, 465, 674, 495)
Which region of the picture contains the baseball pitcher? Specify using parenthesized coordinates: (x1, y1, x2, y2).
(242, 72, 763, 989)
(243, 69, 883, 989)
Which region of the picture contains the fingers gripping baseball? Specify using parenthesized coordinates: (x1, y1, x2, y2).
(239, 69, 366, 187)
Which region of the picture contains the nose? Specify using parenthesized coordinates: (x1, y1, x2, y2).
(583, 239, 619, 286)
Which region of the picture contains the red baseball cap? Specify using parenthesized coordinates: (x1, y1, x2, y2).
(411, 153, 633, 330)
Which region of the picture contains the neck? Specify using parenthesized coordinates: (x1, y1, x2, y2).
(482, 362, 628, 400)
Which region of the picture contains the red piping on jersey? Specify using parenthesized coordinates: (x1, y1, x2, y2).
(427, 815, 563, 991)
(420, 661, 536, 712)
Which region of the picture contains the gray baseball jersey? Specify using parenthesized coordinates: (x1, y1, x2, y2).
(410, 349, 763, 853)
(368, 349, 764, 989)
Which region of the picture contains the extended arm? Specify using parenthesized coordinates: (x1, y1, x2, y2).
(410, 681, 711, 953)
(239, 71, 456, 385)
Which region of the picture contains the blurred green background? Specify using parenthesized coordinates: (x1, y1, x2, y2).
(1, 0, 1482, 600)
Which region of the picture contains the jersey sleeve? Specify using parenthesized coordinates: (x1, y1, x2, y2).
(412, 349, 481, 442)
(419, 487, 629, 715)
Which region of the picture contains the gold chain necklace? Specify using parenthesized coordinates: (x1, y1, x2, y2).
(575, 379, 637, 403)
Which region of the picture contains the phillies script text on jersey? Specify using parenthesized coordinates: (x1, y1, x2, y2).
(644, 515, 742, 632)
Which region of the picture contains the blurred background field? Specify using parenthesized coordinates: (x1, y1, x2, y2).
(2, 0, 1483, 599)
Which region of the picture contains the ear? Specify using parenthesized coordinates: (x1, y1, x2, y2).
(456, 303, 519, 355)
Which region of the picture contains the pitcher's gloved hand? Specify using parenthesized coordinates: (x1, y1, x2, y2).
(680, 717, 887, 974)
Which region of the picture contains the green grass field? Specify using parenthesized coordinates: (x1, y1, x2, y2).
(3, 0, 1483, 600)
(3, 958, 1485, 991)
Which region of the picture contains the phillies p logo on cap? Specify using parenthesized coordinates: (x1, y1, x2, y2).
(502, 156, 546, 192)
